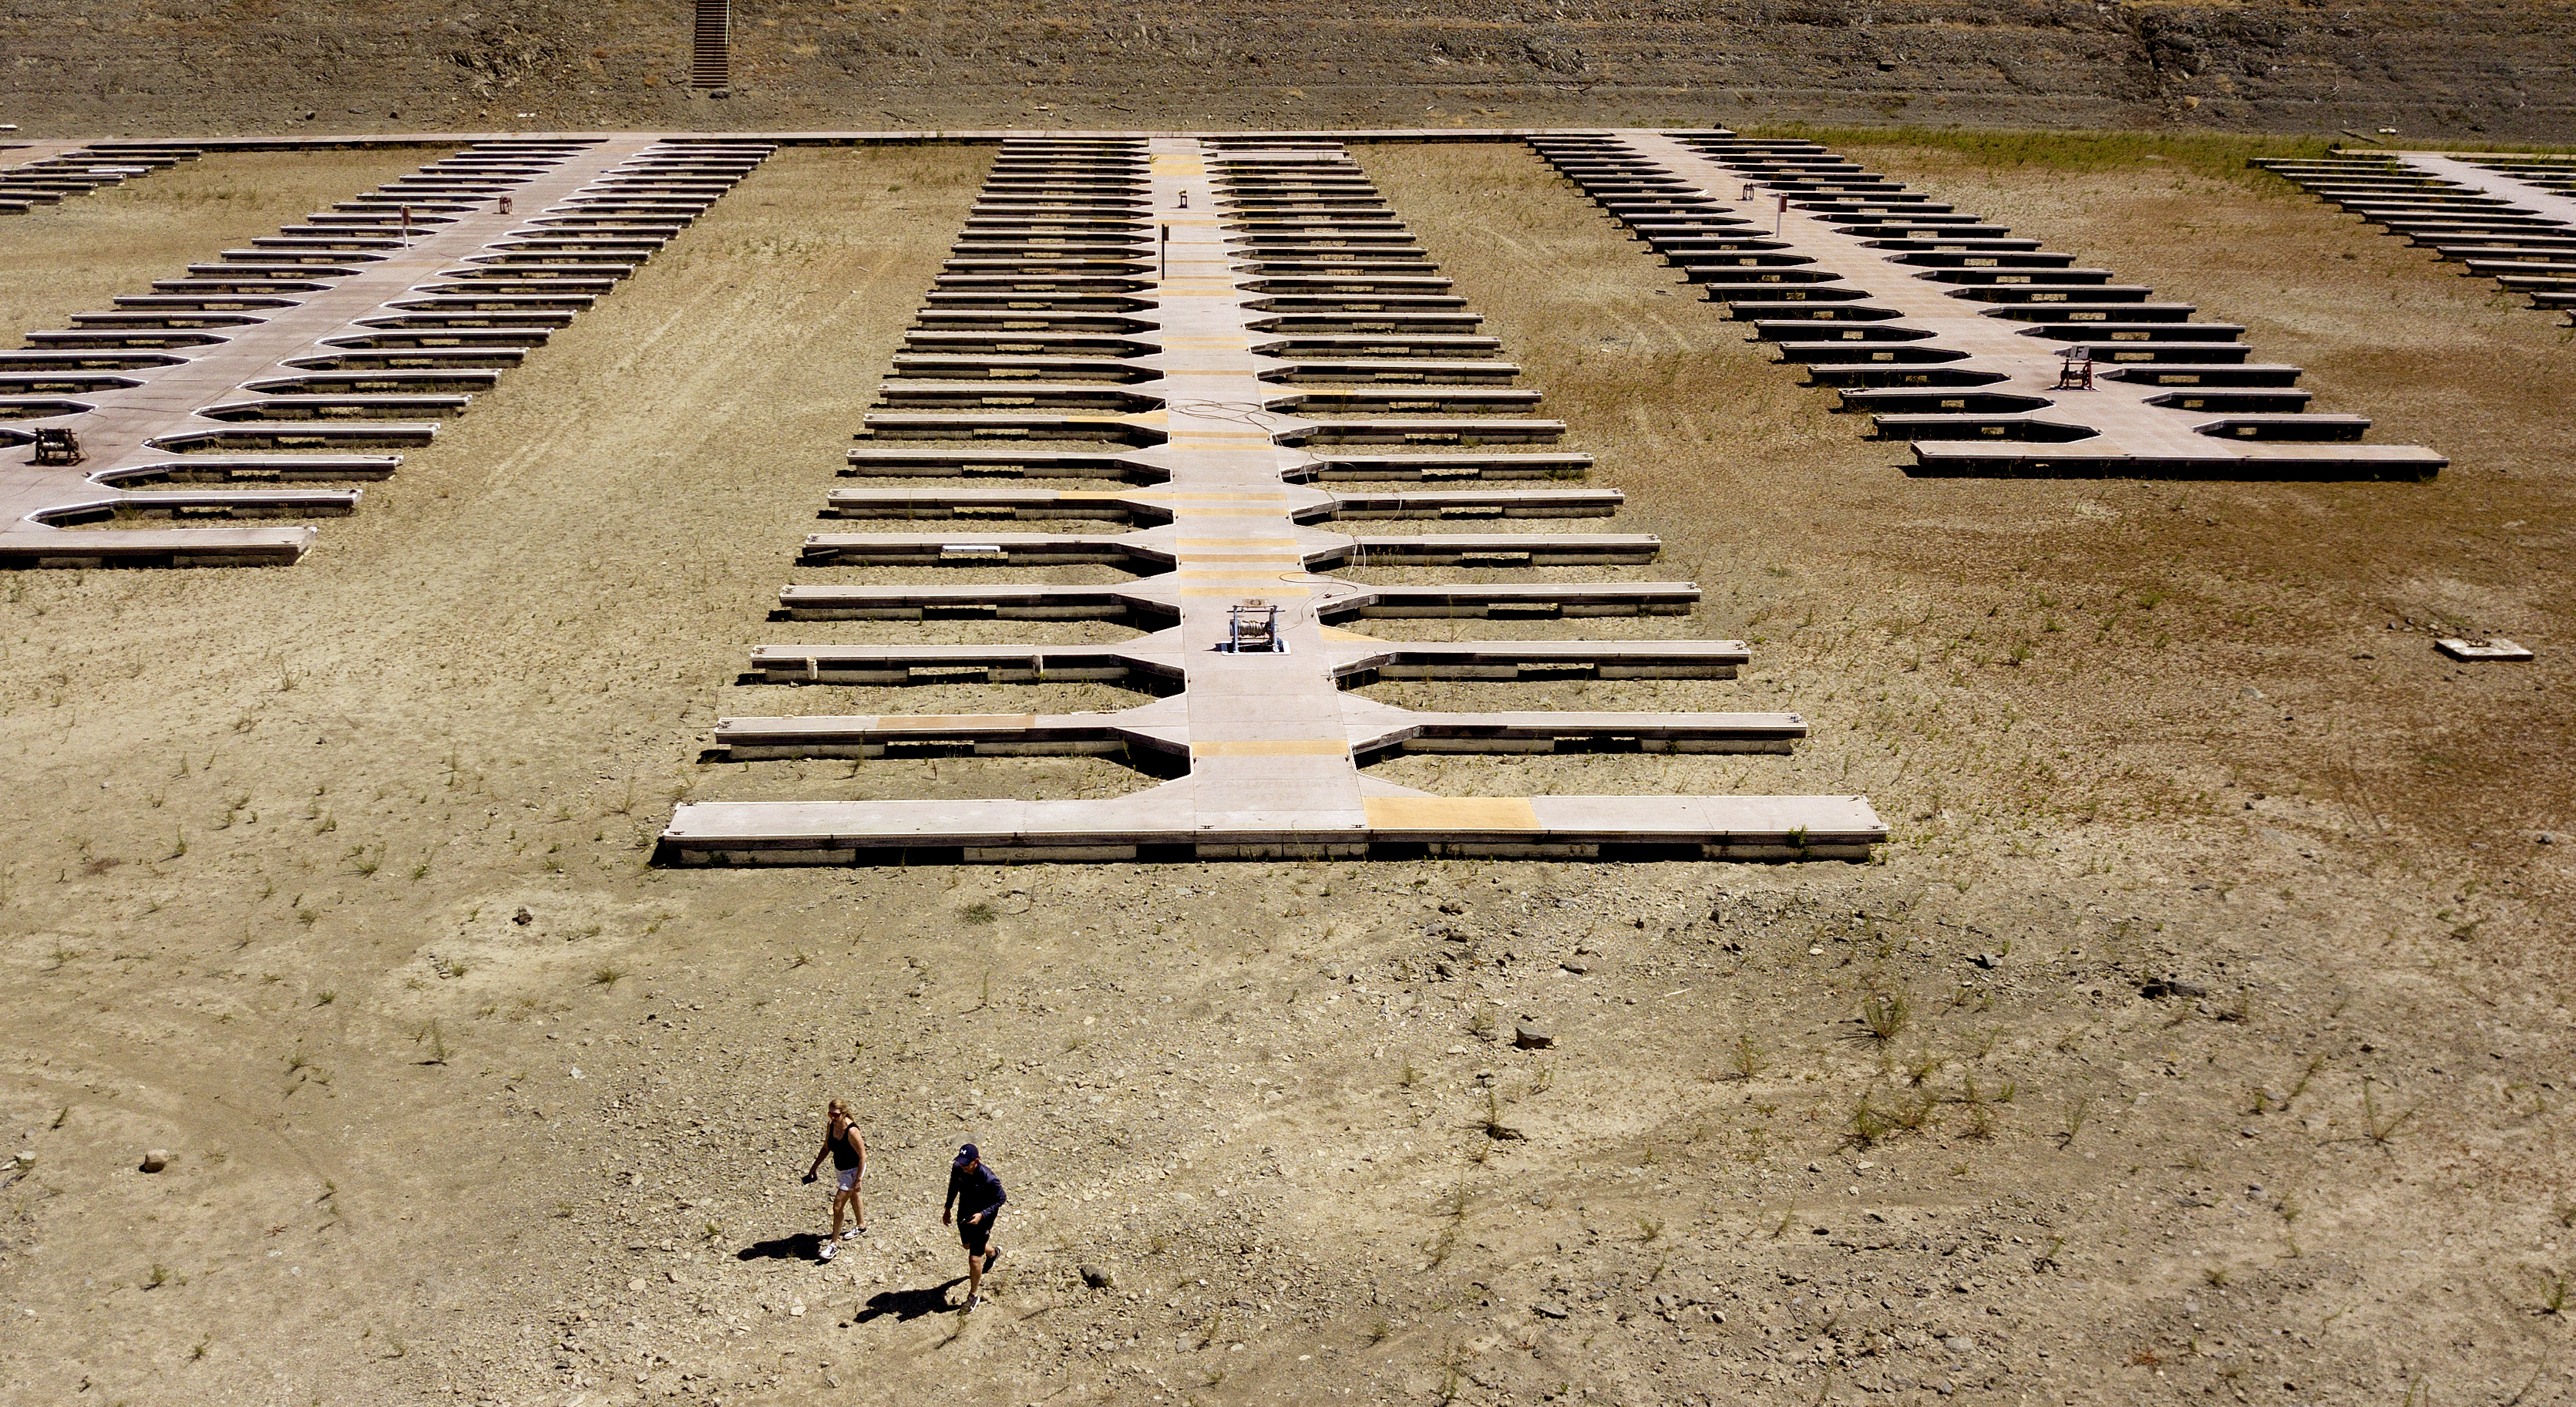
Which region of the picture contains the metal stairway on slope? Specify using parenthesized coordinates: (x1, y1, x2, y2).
(691, 0, 730, 89)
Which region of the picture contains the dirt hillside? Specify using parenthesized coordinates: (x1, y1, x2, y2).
(3, 0, 2574, 140)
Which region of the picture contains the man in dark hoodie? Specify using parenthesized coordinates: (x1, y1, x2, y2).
(942, 1143, 1007, 1312)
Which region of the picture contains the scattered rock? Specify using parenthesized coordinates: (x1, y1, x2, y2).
(1081, 1263, 1115, 1289)
(140, 1149, 170, 1173)
(1513, 1024, 1555, 1050)
(511, 907, 534, 926)
(1533, 1299, 1570, 1319)
(2539, 833, 2556, 845)
(1559, 959, 1589, 974)
(2140, 977, 2207, 1000)
(1971, 953, 2000, 970)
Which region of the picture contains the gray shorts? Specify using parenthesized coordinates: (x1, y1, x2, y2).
(835, 1167, 859, 1193)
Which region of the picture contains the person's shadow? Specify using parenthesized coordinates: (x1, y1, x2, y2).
(731, 1237, 963, 1321)
(735, 1233, 823, 1262)
(853, 1280, 965, 1323)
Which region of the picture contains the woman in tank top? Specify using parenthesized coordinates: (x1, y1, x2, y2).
(802, 1098, 867, 1260)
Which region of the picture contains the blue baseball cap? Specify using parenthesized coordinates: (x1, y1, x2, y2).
(954, 1143, 980, 1167)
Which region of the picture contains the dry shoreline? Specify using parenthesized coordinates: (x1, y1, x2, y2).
(0, 136, 2568, 1405)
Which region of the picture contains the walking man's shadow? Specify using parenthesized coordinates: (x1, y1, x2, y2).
(735, 1233, 824, 1262)
(731, 1237, 962, 1321)
(853, 1279, 964, 1323)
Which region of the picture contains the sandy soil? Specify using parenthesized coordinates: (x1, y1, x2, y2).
(2, 136, 2573, 1407)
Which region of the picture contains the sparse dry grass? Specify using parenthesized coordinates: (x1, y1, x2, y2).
(0, 147, 446, 346)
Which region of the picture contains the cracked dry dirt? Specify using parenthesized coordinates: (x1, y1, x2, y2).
(1, 137, 2572, 1407)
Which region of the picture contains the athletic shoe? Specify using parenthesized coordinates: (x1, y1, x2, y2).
(962, 1294, 980, 1314)
(839, 1227, 863, 1240)
(818, 1240, 836, 1262)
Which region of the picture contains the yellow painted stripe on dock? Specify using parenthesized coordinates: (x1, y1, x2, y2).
(1176, 586, 1309, 597)
(1193, 739, 1347, 757)
(1052, 491, 1282, 503)
(1364, 796, 1542, 831)
(1097, 490, 1288, 500)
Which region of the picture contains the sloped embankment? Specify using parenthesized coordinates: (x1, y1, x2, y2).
(1, 0, 2569, 140)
